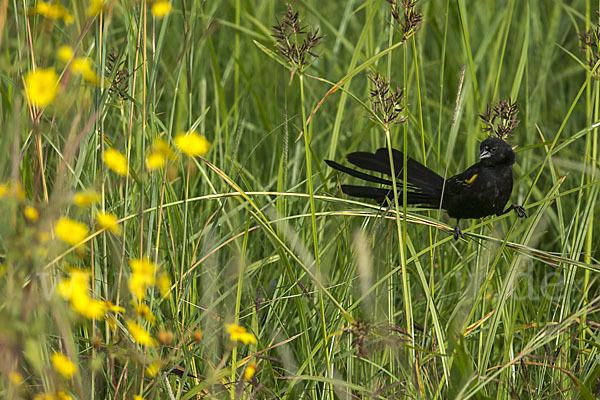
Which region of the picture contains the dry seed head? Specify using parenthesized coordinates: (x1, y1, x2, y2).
(579, 11, 600, 77)
(368, 72, 407, 125)
(271, 4, 323, 72)
(388, 0, 423, 40)
(479, 97, 520, 140)
(105, 48, 129, 99)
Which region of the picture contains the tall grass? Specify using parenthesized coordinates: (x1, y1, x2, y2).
(1, 0, 599, 399)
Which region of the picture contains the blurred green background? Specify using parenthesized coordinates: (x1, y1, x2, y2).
(1, 0, 600, 399)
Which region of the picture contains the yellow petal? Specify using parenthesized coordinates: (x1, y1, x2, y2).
(24, 206, 39, 222)
(58, 45, 74, 63)
(151, 1, 171, 18)
(55, 217, 88, 246)
(96, 211, 121, 234)
(51, 352, 77, 378)
(103, 148, 128, 176)
(174, 131, 210, 157)
(25, 68, 59, 107)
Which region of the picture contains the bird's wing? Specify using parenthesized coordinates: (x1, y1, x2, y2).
(373, 148, 445, 187)
(444, 164, 481, 196)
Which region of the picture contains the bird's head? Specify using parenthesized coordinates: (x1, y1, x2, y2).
(479, 137, 516, 166)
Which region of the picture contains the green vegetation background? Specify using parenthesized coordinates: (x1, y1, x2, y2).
(1, 0, 600, 399)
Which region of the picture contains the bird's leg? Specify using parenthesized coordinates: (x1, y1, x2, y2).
(499, 204, 527, 218)
(453, 219, 464, 240)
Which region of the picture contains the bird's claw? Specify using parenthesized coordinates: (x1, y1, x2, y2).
(513, 205, 527, 218)
(453, 224, 464, 241)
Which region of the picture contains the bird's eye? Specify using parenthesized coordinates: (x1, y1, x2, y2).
(492, 146, 497, 152)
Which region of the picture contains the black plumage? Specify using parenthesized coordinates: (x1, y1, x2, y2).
(325, 137, 527, 240)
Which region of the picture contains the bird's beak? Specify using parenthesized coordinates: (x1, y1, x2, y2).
(479, 150, 491, 159)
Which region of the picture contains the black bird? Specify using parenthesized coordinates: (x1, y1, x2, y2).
(325, 137, 527, 240)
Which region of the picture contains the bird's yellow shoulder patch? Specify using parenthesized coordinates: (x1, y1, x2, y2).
(465, 173, 478, 184)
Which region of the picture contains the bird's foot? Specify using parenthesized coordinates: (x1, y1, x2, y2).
(513, 204, 527, 218)
(500, 204, 527, 218)
(453, 224, 464, 241)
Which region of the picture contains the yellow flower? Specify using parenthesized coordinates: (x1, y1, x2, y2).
(153, 138, 175, 156)
(128, 258, 157, 300)
(96, 211, 120, 234)
(225, 323, 257, 344)
(174, 131, 210, 157)
(87, 0, 105, 16)
(244, 363, 257, 380)
(145, 362, 160, 377)
(127, 320, 157, 347)
(130, 258, 157, 277)
(25, 68, 59, 107)
(55, 217, 88, 246)
(0, 183, 8, 197)
(73, 190, 100, 207)
(57, 269, 85, 296)
(58, 45, 74, 63)
(51, 352, 77, 378)
(103, 148, 128, 176)
(73, 298, 106, 319)
(71, 57, 99, 84)
(31, 1, 58, 18)
(24, 206, 39, 222)
(71, 57, 90, 70)
(57, 270, 89, 301)
(34, 391, 71, 400)
(146, 138, 176, 170)
(134, 396, 146, 400)
(151, 1, 171, 17)
(57, 392, 72, 400)
(106, 301, 125, 313)
(157, 273, 171, 297)
(30, 1, 73, 24)
(146, 152, 166, 170)
(133, 302, 155, 323)
(34, 393, 58, 400)
(129, 274, 148, 301)
(62, 12, 74, 24)
(9, 371, 23, 385)
(57, 270, 106, 319)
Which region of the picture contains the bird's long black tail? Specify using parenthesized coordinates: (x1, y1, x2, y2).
(325, 148, 445, 206)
